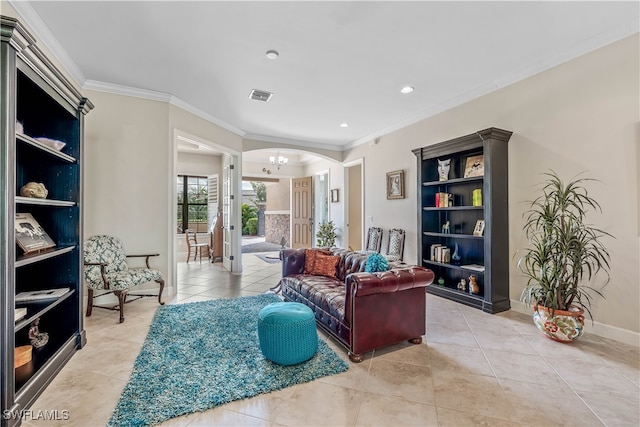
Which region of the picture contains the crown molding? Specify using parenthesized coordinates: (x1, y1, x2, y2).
(169, 96, 245, 137)
(8, 0, 86, 86)
(84, 79, 171, 102)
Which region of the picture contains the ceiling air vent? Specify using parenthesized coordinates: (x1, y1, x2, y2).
(249, 89, 273, 102)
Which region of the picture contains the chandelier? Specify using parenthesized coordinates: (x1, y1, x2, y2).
(269, 153, 288, 170)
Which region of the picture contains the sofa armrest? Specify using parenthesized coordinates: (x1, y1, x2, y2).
(280, 248, 306, 277)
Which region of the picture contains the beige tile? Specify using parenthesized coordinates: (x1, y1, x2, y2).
(426, 321, 478, 347)
(436, 407, 519, 427)
(545, 356, 638, 395)
(373, 340, 430, 367)
(222, 387, 294, 422)
(28, 372, 126, 426)
(473, 329, 538, 355)
(273, 381, 363, 426)
(355, 392, 438, 426)
(318, 357, 370, 391)
(160, 407, 270, 426)
(432, 371, 518, 421)
(364, 359, 435, 405)
(427, 342, 494, 377)
(500, 379, 605, 426)
(578, 390, 640, 426)
(483, 349, 567, 387)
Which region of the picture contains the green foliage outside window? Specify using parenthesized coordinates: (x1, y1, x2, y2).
(242, 203, 258, 235)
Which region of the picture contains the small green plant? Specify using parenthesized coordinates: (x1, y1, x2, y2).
(516, 171, 612, 320)
(316, 220, 337, 248)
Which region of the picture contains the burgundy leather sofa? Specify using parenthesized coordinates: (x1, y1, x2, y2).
(276, 248, 435, 362)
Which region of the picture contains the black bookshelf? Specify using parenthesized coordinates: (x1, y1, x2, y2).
(413, 128, 512, 313)
(1, 16, 93, 426)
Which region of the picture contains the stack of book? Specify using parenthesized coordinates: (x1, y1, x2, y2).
(435, 192, 453, 207)
(430, 244, 451, 263)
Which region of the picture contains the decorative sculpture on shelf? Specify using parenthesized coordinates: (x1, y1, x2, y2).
(468, 275, 480, 295)
(20, 182, 48, 199)
(28, 318, 49, 349)
(457, 278, 467, 292)
(442, 221, 451, 234)
(437, 159, 451, 181)
(451, 243, 461, 265)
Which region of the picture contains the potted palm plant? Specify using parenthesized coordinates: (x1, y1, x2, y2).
(517, 171, 612, 342)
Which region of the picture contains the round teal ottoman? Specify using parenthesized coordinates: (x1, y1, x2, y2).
(258, 302, 318, 365)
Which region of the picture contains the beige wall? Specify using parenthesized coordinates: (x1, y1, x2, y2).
(176, 152, 222, 177)
(265, 180, 290, 211)
(344, 34, 640, 337)
(83, 90, 171, 272)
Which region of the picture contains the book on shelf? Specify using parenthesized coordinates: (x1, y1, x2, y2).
(430, 244, 451, 263)
(14, 307, 27, 322)
(15, 213, 56, 254)
(15, 287, 70, 303)
(434, 192, 453, 208)
(461, 264, 485, 272)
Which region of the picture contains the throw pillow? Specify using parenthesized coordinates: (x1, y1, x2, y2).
(365, 252, 389, 273)
(310, 253, 340, 278)
(304, 248, 332, 274)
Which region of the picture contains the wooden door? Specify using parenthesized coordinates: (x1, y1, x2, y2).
(292, 176, 313, 248)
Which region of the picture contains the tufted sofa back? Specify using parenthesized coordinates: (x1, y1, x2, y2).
(331, 248, 369, 282)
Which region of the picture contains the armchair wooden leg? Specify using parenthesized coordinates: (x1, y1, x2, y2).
(186, 247, 191, 263)
(155, 278, 165, 305)
(86, 289, 94, 317)
(408, 337, 422, 344)
(114, 290, 127, 323)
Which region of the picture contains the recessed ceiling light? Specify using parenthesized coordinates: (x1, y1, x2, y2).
(266, 50, 279, 60)
(340, 123, 349, 128)
(400, 86, 414, 94)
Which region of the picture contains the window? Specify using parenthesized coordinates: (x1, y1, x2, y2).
(177, 175, 208, 233)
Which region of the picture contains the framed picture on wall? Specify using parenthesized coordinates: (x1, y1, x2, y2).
(330, 188, 339, 203)
(386, 170, 404, 200)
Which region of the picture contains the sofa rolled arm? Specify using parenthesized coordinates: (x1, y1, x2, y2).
(280, 248, 306, 277)
(346, 266, 435, 298)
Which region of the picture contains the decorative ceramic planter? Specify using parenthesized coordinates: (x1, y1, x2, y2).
(533, 305, 585, 342)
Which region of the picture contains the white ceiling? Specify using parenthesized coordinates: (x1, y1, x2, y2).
(11, 1, 639, 152)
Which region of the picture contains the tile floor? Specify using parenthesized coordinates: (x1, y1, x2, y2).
(25, 252, 639, 426)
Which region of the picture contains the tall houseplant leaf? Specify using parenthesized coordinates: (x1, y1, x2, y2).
(516, 171, 612, 320)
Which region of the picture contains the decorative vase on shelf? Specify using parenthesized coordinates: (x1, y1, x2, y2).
(451, 243, 461, 265)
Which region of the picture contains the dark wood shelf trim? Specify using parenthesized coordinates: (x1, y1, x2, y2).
(16, 133, 76, 163)
(422, 176, 483, 187)
(15, 246, 75, 268)
(423, 232, 483, 239)
(15, 196, 76, 207)
(422, 206, 483, 211)
(422, 259, 486, 273)
(14, 289, 75, 332)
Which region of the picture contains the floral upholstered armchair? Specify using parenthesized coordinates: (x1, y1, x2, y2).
(83, 235, 165, 323)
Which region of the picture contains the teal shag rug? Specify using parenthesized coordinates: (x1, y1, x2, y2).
(107, 294, 348, 426)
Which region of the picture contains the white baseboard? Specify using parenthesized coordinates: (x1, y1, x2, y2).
(510, 300, 640, 348)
